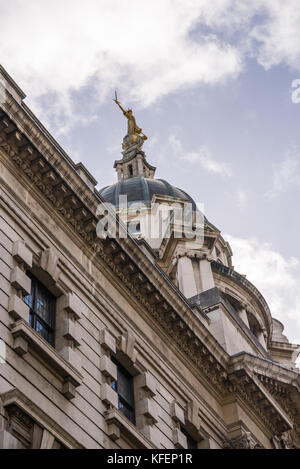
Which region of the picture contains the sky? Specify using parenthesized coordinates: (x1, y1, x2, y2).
(1, 0, 300, 345)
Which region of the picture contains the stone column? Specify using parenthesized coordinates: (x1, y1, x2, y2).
(198, 253, 215, 293)
(177, 256, 198, 299)
(137, 156, 144, 176)
(116, 166, 123, 180)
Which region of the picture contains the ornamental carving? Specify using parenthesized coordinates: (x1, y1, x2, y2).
(228, 370, 290, 436)
(5, 404, 34, 448)
(0, 120, 228, 398)
(171, 248, 213, 266)
(0, 109, 298, 438)
(281, 431, 297, 449)
(6, 404, 34, 430)
(223, 431, 264, 449)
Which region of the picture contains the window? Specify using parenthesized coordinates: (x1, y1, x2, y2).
(128, 222, 141, 235)
(180, 427, 198, 449)
(24, 274, 56, 346)
(111, 359, 135, 424)
(128, 164, 133, 177)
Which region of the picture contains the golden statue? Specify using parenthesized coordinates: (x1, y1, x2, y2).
(113, 91, 147, 142)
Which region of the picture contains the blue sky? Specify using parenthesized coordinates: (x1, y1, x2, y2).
(1, 0, 300, 345)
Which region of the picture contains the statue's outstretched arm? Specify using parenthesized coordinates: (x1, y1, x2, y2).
(114, 99, 127, 116)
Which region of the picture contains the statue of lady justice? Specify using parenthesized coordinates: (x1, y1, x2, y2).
(113, 91, 147, 149)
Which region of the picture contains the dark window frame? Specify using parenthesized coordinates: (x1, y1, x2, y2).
(24, 273, 56, 347)
(128, 222, 141, 235)
(128, 164, 133, 177)
(111, 358, 136, 425)
(180, 426, 198, 449)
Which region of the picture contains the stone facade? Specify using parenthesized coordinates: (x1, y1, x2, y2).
(0, 65, 300, 449)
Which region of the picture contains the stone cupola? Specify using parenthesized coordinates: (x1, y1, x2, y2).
(114, 136, 156, 181)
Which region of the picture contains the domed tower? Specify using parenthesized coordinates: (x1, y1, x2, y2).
(100, 100, 300, 372)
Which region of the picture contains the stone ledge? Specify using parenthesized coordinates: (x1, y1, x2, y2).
(10, 266, 31, 296)
(0, 65, 26, 104)
(0, 102, 229, 396)
(228, 356, 293, 434)
(170, 402, 185, 425)
(1, 388, 82, 448)
(12, 240, 32, 269)
(136, 372, 156, 397)
(136, 398, 158, 424)
(229, 352, 300, 392)
(101, 383, 118, 408)
(62, 319, 82, 347)
(8, 295, 29, 322)
(100, 329, 116, 354)
(57, 292, 85, 321)
(104, 408, 156, 449)
(10, 320, 83, 399)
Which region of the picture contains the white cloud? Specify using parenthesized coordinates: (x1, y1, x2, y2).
(0, 0, 242, 130)
(201, 0, 300, 72)
(168, 135, 232, 177)
(226, 234, 300, 345)
(1, 1, 300, 131)
(266, 147, 300, 198)
(250, 0, 300, 71)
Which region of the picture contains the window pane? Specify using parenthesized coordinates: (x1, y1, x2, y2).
(25, 273, 56, 346)
(24, 272, 34, 308)
(111, 360, 136, 425)
(24, 293, 34, 309)
(35, 283, 55, 328)
(36, 319, 51, 344)
(118, 367, 134, 407)
(119, 400, 135, 424)
(29, 312, 34, 328)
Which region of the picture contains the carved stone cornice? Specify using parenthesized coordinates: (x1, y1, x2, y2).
(5, 403, 34, 448)
(1, 389, 82, 448)
(7, 404, 34, 430)
(229, 356, 300, 439)
(1, 89, 299, 440)
(226, 352, 300, 439)
(228, 354, 298, 436)
(223, 430, 264, 449)
(0, 109, 229, 396)
(171, 248, 213, 267)
(257, 374, 300, 437)
(228, 370, 291, 436)
(281, 430, 298, 449)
